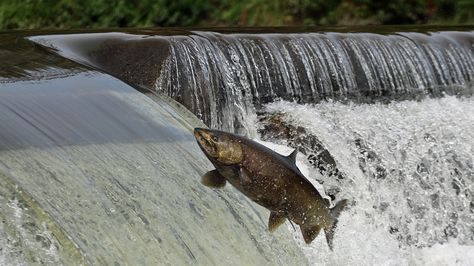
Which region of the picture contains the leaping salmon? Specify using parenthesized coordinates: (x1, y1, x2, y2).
(194, 128, 347, 249)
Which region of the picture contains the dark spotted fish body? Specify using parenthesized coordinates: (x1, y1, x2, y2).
(194, 128, 347, 248)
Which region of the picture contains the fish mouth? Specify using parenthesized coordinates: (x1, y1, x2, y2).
(194, 128, 217, 157)
(193, 128, 208, 144)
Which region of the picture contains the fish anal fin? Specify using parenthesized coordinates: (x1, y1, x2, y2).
(287, 149, 298, 163)
(324, 199, 348, 250)
(300, 223, 321, 244)
(268, 211, 286, 233)
(201, 170, 226, 188)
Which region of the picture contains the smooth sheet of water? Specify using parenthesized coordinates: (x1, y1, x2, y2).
(0, 70, 306, 265)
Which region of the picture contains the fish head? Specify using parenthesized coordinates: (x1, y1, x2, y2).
(194, 128, 243, 165)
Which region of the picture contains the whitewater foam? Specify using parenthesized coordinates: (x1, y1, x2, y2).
(260, 96, 474, 265)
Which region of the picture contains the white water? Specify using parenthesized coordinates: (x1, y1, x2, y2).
(259, 96, 474, 265)
(0, 222, 26, 266)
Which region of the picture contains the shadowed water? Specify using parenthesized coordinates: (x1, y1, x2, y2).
(0, 73, 182, 150)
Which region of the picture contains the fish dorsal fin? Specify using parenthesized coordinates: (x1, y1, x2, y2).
(287, 149, 298, 163)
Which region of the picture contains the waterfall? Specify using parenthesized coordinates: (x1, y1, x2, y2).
(28, 28, 474, 265)
(154, 31, 474, 134)
(150, 29, 474, 264)
(262, 97, 474, 265)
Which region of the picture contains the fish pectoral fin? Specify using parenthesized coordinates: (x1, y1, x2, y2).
(300, 223, 322, 244)
(201, 170, 227, 188)
(268, 211, 286, 233)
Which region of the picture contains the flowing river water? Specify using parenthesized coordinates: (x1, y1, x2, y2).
(1, 27, 473, 265)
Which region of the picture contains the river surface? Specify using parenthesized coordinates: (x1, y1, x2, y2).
(1, 27, 473, 265)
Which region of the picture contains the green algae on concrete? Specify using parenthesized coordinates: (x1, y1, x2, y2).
(0, 171, 87, 265)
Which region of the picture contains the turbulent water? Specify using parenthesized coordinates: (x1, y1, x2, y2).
(151, 31, 474, 264)
(258, 96, 474, 265)
(147, 32, 474, 265)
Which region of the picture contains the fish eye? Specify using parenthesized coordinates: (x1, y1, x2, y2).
(212, 136, 218, 142)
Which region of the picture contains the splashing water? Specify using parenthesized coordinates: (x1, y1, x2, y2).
(260, 96, 474, 265)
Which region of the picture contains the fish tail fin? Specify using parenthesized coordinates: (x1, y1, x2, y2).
(324, 199, 348, 250)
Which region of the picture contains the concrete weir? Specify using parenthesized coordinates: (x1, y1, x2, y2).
(0, 34, 306, 265)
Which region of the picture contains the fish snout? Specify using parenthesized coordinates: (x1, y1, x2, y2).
(194, 128, 211, 140)
(194, 128, 204, 139)
(194, 128, 213, 146)
(194, 128, 219, 158)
